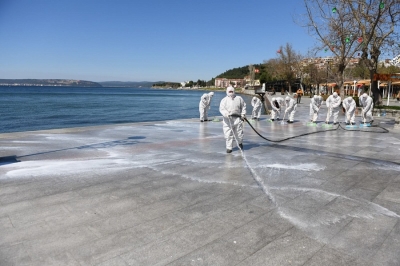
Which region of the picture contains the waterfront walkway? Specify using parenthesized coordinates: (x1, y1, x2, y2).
(1, 97, 400, 265)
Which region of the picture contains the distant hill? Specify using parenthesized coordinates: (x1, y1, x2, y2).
(216, 64, 263, 79)
(99, 81, 163, 88)
(0, 79, 102, 87)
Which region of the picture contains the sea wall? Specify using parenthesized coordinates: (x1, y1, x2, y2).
(240, 89, 255, 95)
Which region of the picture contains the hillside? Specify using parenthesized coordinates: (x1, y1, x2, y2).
(216, 64, 263, 79)
(99, 81, 160, 87)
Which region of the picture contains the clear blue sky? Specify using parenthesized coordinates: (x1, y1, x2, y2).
(0, 0, 319, 82)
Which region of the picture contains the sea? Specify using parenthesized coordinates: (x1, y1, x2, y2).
(0, 86, 254, 133)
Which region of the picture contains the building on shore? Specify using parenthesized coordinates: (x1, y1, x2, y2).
(214, 77, 261, 90)
(214, 78, 246, 88)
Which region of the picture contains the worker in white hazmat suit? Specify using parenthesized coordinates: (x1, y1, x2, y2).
(325, 92, 342, 125)
(199, 91, 214, 122)
(219, 86, 246, 153)
(251, 96, 262, 120)
(270, 97, 284, 121)
(342, 96, 356, 125)
(284, 96, 297, 123)
(359, 93, 374, 124)
(309, 95, 323, 123)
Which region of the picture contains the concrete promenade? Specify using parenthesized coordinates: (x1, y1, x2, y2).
(1, 96, 400, 265)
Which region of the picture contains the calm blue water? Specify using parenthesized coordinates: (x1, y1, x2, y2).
(0, 87, 253, 133)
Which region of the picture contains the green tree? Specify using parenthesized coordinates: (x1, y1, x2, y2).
(353, 0, 400, 104)
(302, 63, 326, 95)
(268, 43, 303, 93)
(186, 80, 194, 88)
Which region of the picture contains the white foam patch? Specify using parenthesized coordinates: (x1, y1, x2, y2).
(10, 141, 41, 143)
(260, 163, 325, 171)
(3, 157, 133, 179)
(128, 152, 186, 167)
(1, 147, 26, 151)
(179, 157, 245, 169)
(148, 162, 256, 188)
(39, 133, 111, 144)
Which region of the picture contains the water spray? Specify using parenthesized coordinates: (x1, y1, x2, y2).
(281, 111, 287, 125)
(227, 115, 276, 203)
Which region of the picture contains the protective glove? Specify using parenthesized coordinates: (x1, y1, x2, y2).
(241, 114, 246, 121)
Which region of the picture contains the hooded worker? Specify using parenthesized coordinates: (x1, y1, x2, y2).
(270, 97, 284, 121)
(342, 96, 356, 125)
(251, 96, 262, 120)
(325, 92, 342, 125)
(219, 86, 246, 153)
(359, 93, 374, 124)
(284, 96, 297, 123)
(199, 91, 214, 122)
(309, 95, 323, 123)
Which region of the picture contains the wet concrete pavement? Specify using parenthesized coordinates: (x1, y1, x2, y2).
(0, 96, 400, 265)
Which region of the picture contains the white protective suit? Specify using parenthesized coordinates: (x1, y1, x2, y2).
(359, 93, 374, 123)
(251, 96, 262, 120)
(271, 97, 284, 121)
(309, 95, 323, 122)
(284, 96, 297, 123)
(219, 86, 246, 152)
(342, 97, 356, 124)
(199, 91, 214, 121)
(325, 92, 342, 124)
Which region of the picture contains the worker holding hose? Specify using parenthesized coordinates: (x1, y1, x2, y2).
(219, 86, 247, 153)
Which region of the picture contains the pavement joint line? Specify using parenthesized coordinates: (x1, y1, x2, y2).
(233, 225, 296, 266)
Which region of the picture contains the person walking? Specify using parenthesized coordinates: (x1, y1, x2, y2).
(251, 96, 262, 120)
(296, 88, 303, 104)
(199, 91, 214, 122)
(219, 86, 246, 153)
